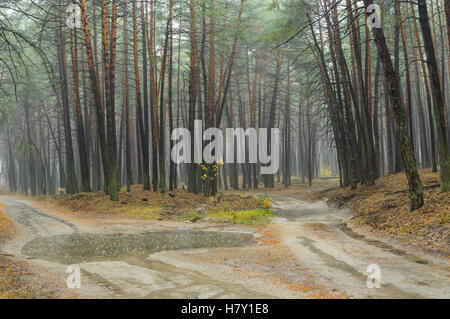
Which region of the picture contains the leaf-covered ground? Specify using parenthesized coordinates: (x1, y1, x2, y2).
(311, 168, 450, 256)
(0, 203, 75, 299)
(0, 203, 14, 239)
(0, 255, 78, 299)
(39, 185, 269, 225)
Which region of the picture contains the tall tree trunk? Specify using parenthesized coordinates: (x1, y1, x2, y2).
(347, 0, 377, 184)
(57, 22, 78, 194)
(264, 50, 281, 188)
(23, 93, 37, 195)
(319, 3, 357, 188)
(70, 27, 91, 192)
(329, 1, 361, 187)
(398, 1, 414, 147)
(215, 0, 243, 128)
(393, 1, 403, 173)
(435, 0, 450, 141)
(105, 0, 119, 200)
(139, 0, 151, 190)
(148, 0, 159, 192)
(204, 0, 216, 197)
(417, 0, 450, 192)
(168, 0, 175, 192)
(158, 8, 171, 194)
(373, 57, 381, 176)
(283, 59, 291, 188)
(6, 126, 17, 192)
(188, 0, 198, 194)
(80, 0, 110, 198)
(123, 2, 132, 192)
(411, 4, 437, 172)
(132, 0, 149, 191)
(446, 0, 450, 53)
(363, 0, 423, 210)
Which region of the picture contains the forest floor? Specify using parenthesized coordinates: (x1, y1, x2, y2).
(0, 203, 76, 298)
(310, 168, 450, 256)
(0, 194, 347, 299)
(0, 175, 448, 299)
(33, 186, 274, 226)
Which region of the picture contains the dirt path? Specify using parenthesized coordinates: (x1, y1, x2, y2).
(270, 195, 450, 298)
(0, 194, 448, 299)
(0, 196, 277, 298)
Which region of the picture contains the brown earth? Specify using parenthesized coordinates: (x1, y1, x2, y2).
(0, 255, 79, 299)
(33, 185, 262, 222)
(0, 177, 448, 299)
(0, 203, 77, 299)
(0, 203, 14, 240)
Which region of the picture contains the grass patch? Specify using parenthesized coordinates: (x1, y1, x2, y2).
(440, 215, 450, 225)
(116, 206, 161, 220)
(177, 212, 204, 222)
(40, 185, 267, 223)
(207, 209, 274, 225)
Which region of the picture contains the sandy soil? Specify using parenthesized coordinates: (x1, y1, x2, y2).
(311, 169, 450, 256)
(0, 189, 448, 299)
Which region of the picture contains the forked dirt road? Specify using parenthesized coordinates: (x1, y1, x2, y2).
(0, 193, 449, 299)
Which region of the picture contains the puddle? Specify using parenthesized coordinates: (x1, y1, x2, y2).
(21, 230, 254, 264)
(273, 208, 322, 221)
(272, 200, 349, 223)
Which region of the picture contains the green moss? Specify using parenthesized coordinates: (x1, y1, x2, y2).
(207, 209, 274, 225)
(401, 224, 418, 232)
(439, 214, 450, 225)
(177, 212, 204, 222)
(117, 206, 161, 220)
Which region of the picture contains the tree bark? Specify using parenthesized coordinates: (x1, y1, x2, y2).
(417, 0, 450, 192)
(57, 20, 78, 194)
(80, 0, 111, 198)
(70, 26, 91, 192)
(123, 1, 132, 192)
(188, 0, 198, 194)
(363, 0, 423, 210)
(411, 4, 437, 172)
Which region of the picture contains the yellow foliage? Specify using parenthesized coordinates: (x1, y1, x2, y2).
(0, 203, 14, 236)
(207, 209, 274, 225)
(320, 165, 332, 178)
(117, 206, 161, 220)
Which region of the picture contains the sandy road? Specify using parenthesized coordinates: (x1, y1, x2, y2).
(0, 196, 273, 298)
(0, 195, 449, 299)
(271, 195, 450, 298)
